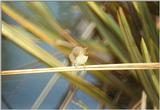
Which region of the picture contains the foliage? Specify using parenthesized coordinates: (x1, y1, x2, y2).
(2, 1, 159, 109)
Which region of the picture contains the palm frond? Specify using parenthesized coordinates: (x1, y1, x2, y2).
(2, 1, 159, 109)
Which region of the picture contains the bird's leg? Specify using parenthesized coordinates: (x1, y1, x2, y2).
(83, 64, 86, 71)
(73, 63, 81, 76)
(73, 63, 78, 68)
(79, 64, 86, 76)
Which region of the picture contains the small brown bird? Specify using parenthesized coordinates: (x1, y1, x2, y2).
(69, 46, 88, 66)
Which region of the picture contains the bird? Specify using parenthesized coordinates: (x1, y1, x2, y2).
(69, 46, 88, 67)
(68, 46, 88, 96)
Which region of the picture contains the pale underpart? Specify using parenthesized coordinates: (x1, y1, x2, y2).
(74, 54, 88, 66)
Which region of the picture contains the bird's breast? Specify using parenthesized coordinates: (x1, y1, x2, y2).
(75, 54, 88, 65)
